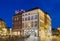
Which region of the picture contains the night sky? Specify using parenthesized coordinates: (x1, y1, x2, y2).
(0, 0, 60, 29)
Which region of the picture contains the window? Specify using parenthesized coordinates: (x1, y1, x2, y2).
(31, 22, 33, 27)
(40, 16, 44, 21)
(14, 17, 17, 21)
(35, 15, 38, 19)
(25, 14, 27, 16)
(28, 13, 30, 15)
(25, 17, 27, 21)
(35, 21, 38, 27)
(40, 22, 44, 27)
(14, 17, 19, 21)
(17, 18, 19, 20)
(22, 23, 24, 27)
(28, 16, 30, 20)
(31, 16, 33, 20)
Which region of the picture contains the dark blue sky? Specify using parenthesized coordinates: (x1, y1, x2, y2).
(0, 0, 60, 29)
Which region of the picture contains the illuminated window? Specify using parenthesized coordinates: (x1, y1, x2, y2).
(40, 16, 44, 21)
(14, 17, 19, 21)
(40, 22, 44, 27)
(14, 18, 17, 21)
(17, 18, 19, 20)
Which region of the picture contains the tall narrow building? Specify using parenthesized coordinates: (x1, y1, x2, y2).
(13, 10, 25, 35)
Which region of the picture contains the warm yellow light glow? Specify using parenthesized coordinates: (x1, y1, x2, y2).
(13, 31, 20, 36)
(44, 25, 49, 29)
(18, 31, 20, 35)
(1, 28, 7, 36)
(57, 28, 60, 31)
(38, 9, 44, 16)
(13, 32, 17, 35)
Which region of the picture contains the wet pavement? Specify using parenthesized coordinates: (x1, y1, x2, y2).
(24, 35, 38, 41)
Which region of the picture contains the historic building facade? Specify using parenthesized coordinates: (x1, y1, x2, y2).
(13, 8, 52, 41)
(22, 9, 38, 36)
(0, 18, 6, 28)
(0, 18, 7, 35)
(22, 8, 52, 41)
(13, 10, 25, 36)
